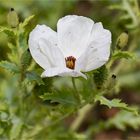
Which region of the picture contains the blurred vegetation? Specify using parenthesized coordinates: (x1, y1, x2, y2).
(0, 0, 140, 140)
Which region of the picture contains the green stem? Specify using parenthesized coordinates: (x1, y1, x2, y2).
(134, 0, 140, 16)
(72, 77, 80, 104)
(70, 104, 93, 131)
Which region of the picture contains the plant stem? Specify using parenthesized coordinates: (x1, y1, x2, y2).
(72, 77, 80, 104)
(70, 104, 93, 131)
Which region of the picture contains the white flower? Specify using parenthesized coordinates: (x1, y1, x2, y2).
(29, 15, 111, 79)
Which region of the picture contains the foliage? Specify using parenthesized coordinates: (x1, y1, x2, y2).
(0, 61, 19, 73)
(94, 95, 138, 115)
(0, 0, 140, 139)
(107, 110, 140, 130)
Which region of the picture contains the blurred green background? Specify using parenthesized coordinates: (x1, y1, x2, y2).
(0, 0, 140, 140)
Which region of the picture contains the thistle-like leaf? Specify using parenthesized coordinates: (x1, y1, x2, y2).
(25, 71, 44, 85)
(19, 15, 35, 29)
(106, 111, 140, 130)
(95, 95, 138, 115)
(0, 26, 16, 37)
(112, 51, 134, 60)
(0, 61, 19, 73)
(20, 50, 32, 70)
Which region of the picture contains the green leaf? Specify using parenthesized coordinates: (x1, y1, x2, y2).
(40, 90, 77, 106)
(106, 111, 140, 130)
(10, 118, 23, 140)
(18, 32, 28, 49)
(7, 43, 19, 63)
(33, 78, 53, 96)
(20, 50, 32, 69)
(94, 95, 138, 115)
(112, 51, 134, 60)
(0, 61, 19, 73)
(108, 5, 124, 10)
(0, 26, 15, 37)
(25, 71, 44, 85)
(20, 15, 35, 29)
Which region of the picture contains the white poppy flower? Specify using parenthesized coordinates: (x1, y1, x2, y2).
(29, 15, 111, 79)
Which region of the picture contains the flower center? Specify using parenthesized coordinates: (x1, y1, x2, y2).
(65, 56, 76, 70)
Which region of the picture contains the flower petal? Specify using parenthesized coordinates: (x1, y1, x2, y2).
(75, 22, 111, 72)
(39, 38, 65, 67)
(57, 15, 94, 58)
(41, 67, 87, 79)
(29, 25, 65, 69)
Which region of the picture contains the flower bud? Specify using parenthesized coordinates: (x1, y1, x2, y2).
(7, 8, 19, 28)
(116, 32, 129, 49)
(93, 65, 108, 89)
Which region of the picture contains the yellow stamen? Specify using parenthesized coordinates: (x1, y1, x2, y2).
(65, 56, 76, 69)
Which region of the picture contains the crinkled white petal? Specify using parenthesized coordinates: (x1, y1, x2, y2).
(39, 38, 65, 67)
(29, 25, 65, 69)
(41, 67, 87, 79)
(75, 22, 111, 72)
(57, 15, 94, 58)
